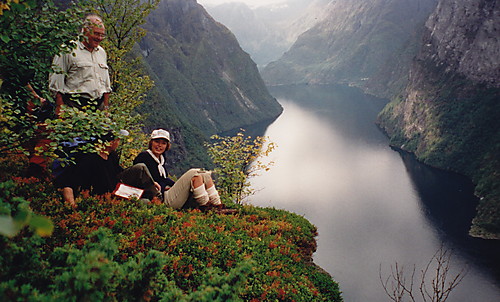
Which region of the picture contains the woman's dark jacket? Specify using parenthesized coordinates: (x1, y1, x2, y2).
(133, 151, 175, 191)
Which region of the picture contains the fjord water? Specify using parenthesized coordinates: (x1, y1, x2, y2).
(249, 85, 500, 302)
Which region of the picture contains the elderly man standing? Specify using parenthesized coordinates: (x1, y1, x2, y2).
(49, 14, 111, 115)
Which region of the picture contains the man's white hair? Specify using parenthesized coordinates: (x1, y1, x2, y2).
(83, 14, 103, 29)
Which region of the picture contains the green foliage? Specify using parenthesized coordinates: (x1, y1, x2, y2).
(84, 0, 160, 52)
(0, 0, 158, 167)
(0, 180, 53, 237)
(0, 96, 33, 155)
(0, 0, 20, 15)
(0, 174, 342, 301)
(0, 0, 82, 154)
(44, 106, 127, 164)
(47, 229, 181, 301)
(0, 1, 80, 77)
(205, 130, 276, 203)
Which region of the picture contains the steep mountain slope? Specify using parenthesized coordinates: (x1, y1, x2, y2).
(205, 0, 330, 68)
(139, 0, 282, 135)
(377, 0, 500, 238)
(133, 0, 282, 172)
(261, 0, 437, 95)
(204, 2, 288, 68)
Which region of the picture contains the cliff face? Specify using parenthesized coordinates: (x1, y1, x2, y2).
(139, 0, 282, 136)
(204, 0, 330, 68)
(261, 0, 437, 95)
(204, 2, 289, 68)
(377, 0, 500, 238)
(423, 0, 499, 85)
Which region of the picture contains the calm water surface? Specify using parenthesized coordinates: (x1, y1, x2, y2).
(248, 84, 500, 302)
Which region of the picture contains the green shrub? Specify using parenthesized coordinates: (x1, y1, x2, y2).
(0, 180, 53, 238)
(0, 176, 342, 301)
(205, 130, 276, 203)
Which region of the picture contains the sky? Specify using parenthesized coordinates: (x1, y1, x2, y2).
(197, 0, 287, 9)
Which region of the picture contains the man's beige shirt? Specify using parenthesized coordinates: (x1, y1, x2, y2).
(49, 41, 112, 100)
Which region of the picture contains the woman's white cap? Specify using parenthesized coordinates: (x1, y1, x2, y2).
(150, 129, 170, 142)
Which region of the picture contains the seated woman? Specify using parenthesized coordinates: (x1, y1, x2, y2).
(133, 129, 221, 209)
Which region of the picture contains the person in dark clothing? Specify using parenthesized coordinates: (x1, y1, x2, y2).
(54, 132, 158, 207)
(59, 151, 124, 196)
(133, 129, 175, 192)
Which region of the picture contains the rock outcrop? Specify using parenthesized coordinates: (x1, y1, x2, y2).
(377, 0, 500, 238)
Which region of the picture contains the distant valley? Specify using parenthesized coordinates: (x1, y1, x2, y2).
(205, 0, 500, 238)
(204, 0, 332, 69)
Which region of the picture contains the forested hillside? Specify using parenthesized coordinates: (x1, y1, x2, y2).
(377, 0, 500, 238)
(133, 0, 283, 173)
(261, 0, 437, 98)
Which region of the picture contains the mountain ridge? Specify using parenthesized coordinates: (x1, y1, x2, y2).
(140, 0, 282, 134)
(261, 0, 438, 92)
(377, 0, 500, 238)
(135, 0, 283, 173)
(205, 0, 330, 68)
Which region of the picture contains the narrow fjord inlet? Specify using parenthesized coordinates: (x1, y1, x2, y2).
(250, 85, 500, 302)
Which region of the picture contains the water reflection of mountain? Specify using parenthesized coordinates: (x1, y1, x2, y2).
(397, 149, 500, 282)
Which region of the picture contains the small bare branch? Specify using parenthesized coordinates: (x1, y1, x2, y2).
(379, 263, 417, 302)
(420, 246, 468, 302)
(381, 246, 468, 302)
